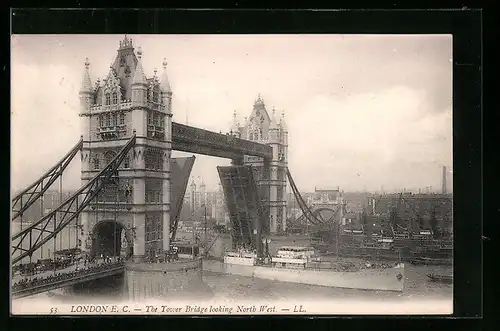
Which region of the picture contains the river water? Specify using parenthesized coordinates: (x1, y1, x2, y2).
(11, 224, 453, 313)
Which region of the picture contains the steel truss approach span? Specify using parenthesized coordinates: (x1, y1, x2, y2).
(11, 138, 84, 221)
(11, 135, 136, 265)
(286, 168, 324, 225)
(286, 168, 345, 230)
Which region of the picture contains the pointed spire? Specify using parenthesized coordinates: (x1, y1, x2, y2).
(231, 110, 240, 132)
(132, 47, 147, 85)
(254, 93, 264, 107)
(160, 58, 172, 93)
(79, 58, 93, 93)
(280, 110, 288, 132)
(119, 35, 133, 50)
(269, 107, 278, 130)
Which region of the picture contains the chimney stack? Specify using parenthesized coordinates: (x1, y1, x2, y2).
(442, 166, 447, 194)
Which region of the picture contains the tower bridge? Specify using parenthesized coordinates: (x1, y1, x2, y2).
(11, 36, 308, 300)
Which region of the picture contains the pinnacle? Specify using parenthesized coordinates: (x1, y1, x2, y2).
(80, 58, 93, 93)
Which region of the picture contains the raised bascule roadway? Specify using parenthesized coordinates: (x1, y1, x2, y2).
(10, 36, 336, 300)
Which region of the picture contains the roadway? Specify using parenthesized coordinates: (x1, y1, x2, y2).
(12, 257, 113, 283)
(12, 258, 124, 299)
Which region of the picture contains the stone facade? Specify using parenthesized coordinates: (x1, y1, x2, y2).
(124, 258, 211, 301)
(79, 36, 173, 261)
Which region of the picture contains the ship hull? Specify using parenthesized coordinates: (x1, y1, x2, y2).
(338, 246, 452, 264)
(203, 259, 405, 292)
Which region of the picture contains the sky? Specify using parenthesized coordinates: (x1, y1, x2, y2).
(11, 34, 453, 193)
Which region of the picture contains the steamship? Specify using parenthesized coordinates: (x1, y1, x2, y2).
(221, 245, 405, 292)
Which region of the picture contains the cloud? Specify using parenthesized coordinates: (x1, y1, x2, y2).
(11, 34, 452, 193)
(287, 86, 452, 191)
(11, 62, 81, 191)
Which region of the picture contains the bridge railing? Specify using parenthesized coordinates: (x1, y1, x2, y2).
(12, 260, 125, 293)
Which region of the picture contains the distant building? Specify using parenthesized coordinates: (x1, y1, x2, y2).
(307, 187, 344, 209)
(16, 190, 73, 223)
(369, 193, 453, 233)
(182, 178, 229, 227)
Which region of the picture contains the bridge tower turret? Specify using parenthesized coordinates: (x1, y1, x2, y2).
(159, 58, 173, 252)
(78, 58, 95, 243)
(268, 108, 280, 233)
(131, 47, 148, 137)
(279, 111, 289, 232)
(161, 58, 173, 140)
(79, 58, 94, 142)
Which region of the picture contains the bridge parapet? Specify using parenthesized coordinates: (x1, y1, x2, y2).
(124, 257, 202, 272)
(88, 102, 133, 113)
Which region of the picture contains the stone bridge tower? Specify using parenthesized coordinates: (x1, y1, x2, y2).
(79, 36, 173, 262)
(231, 95, 288, 233)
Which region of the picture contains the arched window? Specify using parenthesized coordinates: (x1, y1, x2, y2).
(93, 155, 100, 170)
(123, 156, 130, 169)
(104, 150, 117, 166)
(106, 114, 111, 127)
(249, 132, 254, 141)
(105, 93, 111, 105)
(153, 88, 159, 103)
(99, 115, 104, 128)
(112, 92, 118, 104)
(119, 112, 125, 125)
(112, 113, 117, 126)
